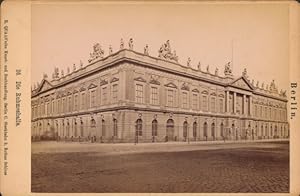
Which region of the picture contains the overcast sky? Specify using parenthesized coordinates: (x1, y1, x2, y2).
(32, 2, 289, 91)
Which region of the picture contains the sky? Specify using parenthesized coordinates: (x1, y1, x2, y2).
(31, 2, 290, 91)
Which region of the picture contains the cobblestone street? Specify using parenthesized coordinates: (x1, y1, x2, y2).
(31, 141, 289, 193)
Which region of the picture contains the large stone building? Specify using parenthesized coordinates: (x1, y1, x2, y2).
(31, 40, 289, 143)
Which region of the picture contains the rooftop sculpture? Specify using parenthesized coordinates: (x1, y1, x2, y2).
(224, 62, 233, 77)
(158, 40, 178, 62)
(88, 43, 105, 63)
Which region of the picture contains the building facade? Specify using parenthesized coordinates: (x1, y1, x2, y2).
(31, 40, 289, 143)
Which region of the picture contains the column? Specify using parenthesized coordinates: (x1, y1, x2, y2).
(249, 96, 252, 116)
(233, 92, 236, 114)
(225, 91, 229, 113)
(243, 94, 246, 115)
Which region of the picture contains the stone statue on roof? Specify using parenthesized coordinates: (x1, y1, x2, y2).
(80, 60, 83, 68)
(61, 69, 64, 77)
(73, 64, 76, 71)
(215, 68, 219, 76)
(52, 67, 59, 79)
(242, 68, 248, 78)
(224, 62, 233, 76)
(144, 44, 149, 55)
(187, 57, 191, 67)
(197, 62, 201, 71)
(269, 79, 278, 93)
(256, 81, 259, 87)
(88, 43, 105, 63)
(120, 38, 124, 50)
(128, 38, 134, 50)
(206, 65, 210, 73)
(251, 79, 254, 86)
(67, 67, 70, 74)
(261, 82, 264, 89)
(158, 40, 178, 62)
(109, 45, 113, 55)
(43, 73, 48, 79)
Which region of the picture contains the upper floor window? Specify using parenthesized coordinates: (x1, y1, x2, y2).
(182, 91, 188, 109)
(81, 93, 85, 110)
(68, 96, 72, 112)
(166, 89, 176, 107)
(210, 97, 216, 113)
(202, 95, 208, 111)
(102, 87, 108, 105)
(150, 86, 159, 105)
(74, 94, 78, 111)
(90, 90, 96, 108)
(192, 93, 198, 110)
(219, 98, 224, 113)
(135, 84, 144, 103)
(112, 84, 118, 103)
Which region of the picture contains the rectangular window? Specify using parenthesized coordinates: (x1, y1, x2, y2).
(202, 95, 207, 111)
(135, 84, 144, 103)
(112, 84, 118, 103)
(150, 86, 159, 105)
(219, 98, 224, 113)
(68, 96, 72, 112)
(74, 94, 78, 111)
(260, 105, 263, 118)
(102, 87, 107, 104)
(192, 93, 198, 110)
(57, 100, 61, 114)
(90, 90, 96, 107)
(210, 97, 216, 112)
(167, 89, 174, 107)
(81, 93, 85, 110)
(182, 91, 188, 109)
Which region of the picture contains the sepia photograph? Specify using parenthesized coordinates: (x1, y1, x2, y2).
(30, 2, 290, 193)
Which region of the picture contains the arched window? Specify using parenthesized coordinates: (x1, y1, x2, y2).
(67, 122, 70, 137)
(166, 119, 175, 140)
(80, 120, 84, 137)
(193, 122, 197, 138)
(270, 125, 273, 137)
(152, 119, 158, 137)
(136, 119, 143, 136)
(265, 125, 268, 137)
(220, 123, 224, 137)
(113, 119, 118, 137)
(101, 119, 106, 137)
(203, 122, 208, 137)
(183, 121, 188, 138)
(74, 121, 78, 137)
(90, 119, 96, 127)
(211, 123, 215, 139)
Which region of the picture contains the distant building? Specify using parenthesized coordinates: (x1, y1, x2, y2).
(31, 40, 289, 142)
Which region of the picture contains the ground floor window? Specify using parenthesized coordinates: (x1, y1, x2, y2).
(136, 119, 143, 136)
(193, 122, 197, 138)
(183, 121, 188, 138)
(113, 119, 118, 137)
(152, 120, 158, 136)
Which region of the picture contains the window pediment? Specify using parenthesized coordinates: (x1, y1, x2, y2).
(192, 88, 199, 93)
(201, 90, 208, 95)
(149, 78, 160, 85)
(88, 83, 97, 89)
(100, 79, 108, 86)
(134, 76, 146, 83)
(165, 82, 177, 89)
(79, 86, 86, 92)
(181, 83, 190, 91)
(110, 77, 119, 83)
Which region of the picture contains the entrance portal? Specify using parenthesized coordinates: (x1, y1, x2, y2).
(166, 119, 175, 141)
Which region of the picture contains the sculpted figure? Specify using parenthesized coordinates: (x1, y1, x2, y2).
(261, 82, 264, 89)
(242, 68, 248, 78)
(266, 84, 269, 91)
(120, 38, 124, 50)
(128, 38, 134, 50)
(43, 73, 48, 79)
(144, 44, 149, 55)
(251, 79, 254, 86)
(67, 67, 70, 74)
(73, 64, 76, 71)
(256, 81, 259, 87)
(109, 45, 113, 55)
(197, 62, 201, 71)
(215, 68, 219, 76)
(158, 40, 178, 62)
(80, 60, 83, 68)
(61, 70, 64, 77)
(206, 65, 210, 73)
(224, 62, 233, 76)
(187, 57, 191, 67)
(88, 43, 105, 63)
